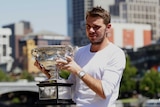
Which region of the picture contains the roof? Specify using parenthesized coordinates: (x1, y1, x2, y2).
(20, 30, 69, 41)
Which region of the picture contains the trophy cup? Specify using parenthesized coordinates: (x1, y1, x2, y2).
(31, 45, 75, 105)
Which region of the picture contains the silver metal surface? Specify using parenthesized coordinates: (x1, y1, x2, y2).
(31, 45, 73, 80)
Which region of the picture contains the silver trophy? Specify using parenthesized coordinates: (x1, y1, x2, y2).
(31, 45, 75, 104)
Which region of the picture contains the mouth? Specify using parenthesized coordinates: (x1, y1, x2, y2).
(89, 34, 97, 38)
(89, 33, 97, 37)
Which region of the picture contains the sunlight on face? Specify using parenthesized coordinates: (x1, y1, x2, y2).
(86, 16, 108, 45)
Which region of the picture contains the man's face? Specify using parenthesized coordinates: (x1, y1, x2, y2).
(86, 16, 108, 45)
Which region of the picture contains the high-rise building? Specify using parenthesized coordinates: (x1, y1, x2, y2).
(2, 21, 33, 71)
(110, 0, 160, 41)
(0, 28, 14, 72)
(67, 0, 114, 46)
(2, 21, 33, 59)
(110, 23, 151, 50)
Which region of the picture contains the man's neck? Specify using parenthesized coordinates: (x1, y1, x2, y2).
(90, 40, 110, 52)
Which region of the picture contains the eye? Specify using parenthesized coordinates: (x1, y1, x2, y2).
(86, 25, 101, 31)
(86, 25, 91, 29)
(93, 26, 100, 30)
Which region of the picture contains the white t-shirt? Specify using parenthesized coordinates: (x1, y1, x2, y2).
(68, 43, 126, 107)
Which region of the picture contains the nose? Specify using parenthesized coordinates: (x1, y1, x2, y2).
(88, 27, 95, 33)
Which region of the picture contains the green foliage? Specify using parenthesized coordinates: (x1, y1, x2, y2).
(20, 70, 34, 81)
(120, 56, 137, 97)
(0, 69, 12, 82)
(0, 69, 35, 82)
(139, 68, 160, 98)
(59, 70, 70, 79)
(11, 97, 20, 103)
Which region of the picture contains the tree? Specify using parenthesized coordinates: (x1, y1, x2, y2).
(0, 69, 13, 82)
(119, 55, 138, 98)
(20, 70, 34, 81)
(139, 68, 160, 98)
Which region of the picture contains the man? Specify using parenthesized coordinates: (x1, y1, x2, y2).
(35, 6, 126, 107)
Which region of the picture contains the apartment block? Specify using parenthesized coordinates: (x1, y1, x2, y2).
(0, 28, 14, 72)
(110, 0, 160, 41)
(109, 23, 151, 50)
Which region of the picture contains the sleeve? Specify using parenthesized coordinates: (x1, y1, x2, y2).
(101, 50, 126, 97)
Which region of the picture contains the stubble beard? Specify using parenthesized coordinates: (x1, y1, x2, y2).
(90, 32, 106, 45)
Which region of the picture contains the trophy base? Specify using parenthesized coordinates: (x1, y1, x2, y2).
(39, 79, 57, 84)
(37, 80, 75, 105)
(36, 99, 75, 105)
(39, 78, 68, 84)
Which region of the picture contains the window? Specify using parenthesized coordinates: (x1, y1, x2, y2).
(3, 45, 6, 56)
(123, 4, 127, 10)
(3, 35, 6, 38)
(123, 13, 127, 19)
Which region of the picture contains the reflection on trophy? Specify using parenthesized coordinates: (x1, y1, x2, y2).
(31, 45, 75, 105)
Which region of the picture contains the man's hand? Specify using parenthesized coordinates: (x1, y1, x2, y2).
(56, 56, 82, 75)
(34, 60, 51, 79)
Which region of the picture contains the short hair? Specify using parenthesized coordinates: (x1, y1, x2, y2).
(86, 6, 111, 24)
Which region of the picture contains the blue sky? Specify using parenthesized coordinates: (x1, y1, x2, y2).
(0, 0, 67, 35)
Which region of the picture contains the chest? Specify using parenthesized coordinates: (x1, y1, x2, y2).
(76, 52, 112, 78)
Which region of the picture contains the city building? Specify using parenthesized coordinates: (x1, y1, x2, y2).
(109, 23, 151, 50)
(2, 21, 33, 72)
(126, 43, 160, 73)
(2, 21, 33, 60)
(0, 28, 14, 72)
(68, 0, 160, 47)
(110, 0, 160, 41)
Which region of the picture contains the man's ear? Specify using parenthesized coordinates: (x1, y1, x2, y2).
(106, 23, 111, 33)
(107, 23, 111, 29)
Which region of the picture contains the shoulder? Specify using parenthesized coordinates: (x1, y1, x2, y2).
(105, 43, 126, 69)
(108, 42, 125, 55)
(107, 43, 126, 63)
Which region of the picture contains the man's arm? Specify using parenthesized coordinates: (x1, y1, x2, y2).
(34, 60, 51, 79)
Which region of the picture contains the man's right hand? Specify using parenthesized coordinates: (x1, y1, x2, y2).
(34, 60, 51, 79)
